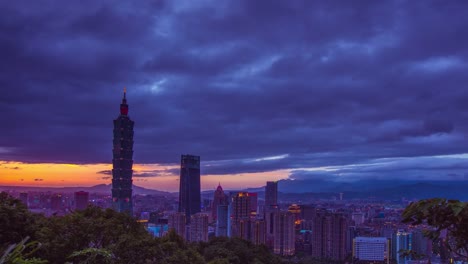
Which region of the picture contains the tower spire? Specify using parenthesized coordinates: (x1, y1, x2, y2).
(120, 87, 129, 115)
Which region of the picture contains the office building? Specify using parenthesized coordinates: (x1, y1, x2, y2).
(392, 231, 412, 264)
(353, 237, 387, 261)
(216, 204, 229, 237)
(190, 213, 209, 242)
(111, 89, 134, 215)
(74, 191, 89, 210)
(212, 183, 228, 222)
(178, 154, 201, 224)
(273, 212, 295, 256)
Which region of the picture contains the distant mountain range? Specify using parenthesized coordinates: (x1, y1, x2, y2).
(0, 184, 176, 197)
(277, 180, 468, 201)
(2, 180, 467, 201)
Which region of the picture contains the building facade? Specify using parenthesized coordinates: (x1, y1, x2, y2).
(273, 212, 295, 256)
(111, 89, 134, 215)
(392, 231, 412, 264)
(216, 204, 229, 237)
(74, 191, 89, 210)
(168, 212, 187, 240)
(178, 154, 201, 224)
(265, 181, 278, 209)
(190, 213, 209, 242)
(353, 237, 387, 261)
(212, 183, 228, 222)
(311, 210, 349, 261)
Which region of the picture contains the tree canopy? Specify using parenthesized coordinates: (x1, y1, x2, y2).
(0, 192, 282, 264)
(402, 198, 468, 260)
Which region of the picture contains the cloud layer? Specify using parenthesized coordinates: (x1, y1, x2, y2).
(1, 0, 468, 182)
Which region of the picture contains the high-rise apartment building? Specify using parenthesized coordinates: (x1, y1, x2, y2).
(230, 192, 252, 238)
(311, 210, 349, 261)
(273, 212, 295, 256)
(251, 219, 266, 245)
(178, 155, 201, 224)
(112, 89, 134, 215)
(168, 212, 187, 240)
(212, 183, 228, 222)
(74, 191, 89, 210)
(190, 213, 209, 242)
(231, 192, 251, 220)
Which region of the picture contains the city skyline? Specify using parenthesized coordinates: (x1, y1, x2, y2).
(2, 1, 468, 191)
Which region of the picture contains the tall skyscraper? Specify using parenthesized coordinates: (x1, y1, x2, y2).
(74, 191, 89, 210)
(178, 154, 201, 224)
(265, 181, 278, 209)
(212, 183, 228, 222)
(273, 212, 295, 256)
(111, 89, 134, 215)
(216, 204, 229, 237)
(265, 181, 279, 247)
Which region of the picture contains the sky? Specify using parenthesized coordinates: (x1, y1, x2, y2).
(1, 0, 468, 192)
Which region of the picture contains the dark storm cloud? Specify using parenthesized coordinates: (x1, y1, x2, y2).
(1, 0, 468, 181)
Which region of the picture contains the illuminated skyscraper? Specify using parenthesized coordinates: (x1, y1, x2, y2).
(111, 89, 134, 215)
(178, 154, 201, 224)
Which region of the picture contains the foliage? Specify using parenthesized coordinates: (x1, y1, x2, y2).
(0, 237, 47, 264)
(402, 198, 468, 259)
(68, 248, 113, 264)
(0, 193, 41, 252)
(0, 192, 283, 263)
(198, 237, 282, 264)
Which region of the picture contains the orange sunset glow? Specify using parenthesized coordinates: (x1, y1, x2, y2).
(0, 161, 289, 192)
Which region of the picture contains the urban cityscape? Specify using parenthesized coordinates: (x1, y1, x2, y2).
(1, 1, 468, 264)
(1, 91, 466, 264)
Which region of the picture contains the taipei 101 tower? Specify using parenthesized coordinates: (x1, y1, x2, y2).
(111, 88, 134, 215)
